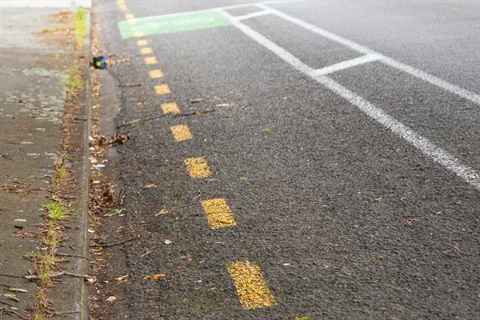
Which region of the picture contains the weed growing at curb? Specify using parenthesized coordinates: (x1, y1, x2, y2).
(74, 7, 87, 44)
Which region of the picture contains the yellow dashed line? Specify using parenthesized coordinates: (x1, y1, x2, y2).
(161, 102, 180, 114)
(137, 39, 148, 46)
(149, 69, 164, 79)
(140, 47, 153, 55)
(155, 84, 171, 95)
(144, 56, 158, 65)
(134, 31, 145, 37)
(116, 0, 125, 4)
(170, 125, 193, 142)
(200, 198, 236, 229)
(227, 261, 277, 309)
(127, 19, 137, 25)
(125, 13, 135, 19)
(184, 157, 211, 178)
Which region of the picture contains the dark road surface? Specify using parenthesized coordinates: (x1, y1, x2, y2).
(91, 1, 480, 319)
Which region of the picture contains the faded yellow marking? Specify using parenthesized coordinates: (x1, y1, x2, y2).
(125, 13, 135, 19)
(155, 84, 171, 95)
(140, 47, 153, 55)
(144, 56, 158, 65)
(116, 0, 125, 4)
(161, 102, 180, 114)
(200, 198, 236, 229)
(184, 157, 211, 178)
(149, 69, 164, 79)
(127, 19, 137, 25)
(227, 261, 276, 309)
(170, 125, 193, 142)
(134, 31, 145, 37)
(137, 39, 148, 46)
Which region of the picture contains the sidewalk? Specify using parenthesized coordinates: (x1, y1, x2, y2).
(0, 3, 90, 319)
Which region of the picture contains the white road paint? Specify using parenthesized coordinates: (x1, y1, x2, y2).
(310, 54, 382, 76)
(0, 0, 91, 8)
(256, 3, 480, 105)
(219, 8, 480, 191)
(235, 10, 273, 21)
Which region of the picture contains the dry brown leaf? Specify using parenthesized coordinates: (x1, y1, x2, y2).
(115, 275, 128, 281)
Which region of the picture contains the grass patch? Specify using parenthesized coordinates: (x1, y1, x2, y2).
(63, 68, 85, 97)
(42, 202, 69, 220)
(73, 8, 87, 44)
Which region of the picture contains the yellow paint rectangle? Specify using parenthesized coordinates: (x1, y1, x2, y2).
(125, 13, 135, 19)
(201, 198, 236, 229)
(137, 39, 148, 46)
(161, 102, 180, 114)
(149, 69, 164, 79)
(184, 157, 211, 178)
(144, 56, 157, 65)
(170, 125, 193, 142)
(227, 261, 276, 309)
(155, 84, 171, 95)
(140, 47, 153, 55)
(134, 31, 145, 37)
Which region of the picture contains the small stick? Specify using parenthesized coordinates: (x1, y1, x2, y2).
(55, 253, 92, 261)
(89, 236, 138, 248)
(24, 271, 90, 281)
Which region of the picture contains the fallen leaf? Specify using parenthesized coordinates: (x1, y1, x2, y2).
(151, 272, 167, 280)
(104, 208, 125, 217)
(155, 209, 168, 217)
(106, 296, 116, 302)
(115, 275, 128, 281)
(5, 294, 19, 302)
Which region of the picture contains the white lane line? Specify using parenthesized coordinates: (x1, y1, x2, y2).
(256, 3, 480, 105)
(235, 10, 273, 21)
(219, 8, 480, 191)
(310, 54, 382, 76)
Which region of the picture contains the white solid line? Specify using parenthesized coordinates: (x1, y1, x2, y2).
(219, 8, 480, 191)
(310, 54, 382, 76)
(235, 10, 273, 21)
(257, 3, 480, 105)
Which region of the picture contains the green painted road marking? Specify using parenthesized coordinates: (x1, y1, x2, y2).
(118, 10, 231, 39)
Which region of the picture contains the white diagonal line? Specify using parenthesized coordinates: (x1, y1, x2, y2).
(310, 54, 382, 76)
(235, 10, 273, 21)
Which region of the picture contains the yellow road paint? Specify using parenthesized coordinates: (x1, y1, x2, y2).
(137, 39, 148, 46)
(116, 0, 125, 4)
(227, 261, 276, 309)
(125, 13, 135, 19)
(200, 198, 236, 229)
(155, 84, 171, 95)
(161, 102, 180, 114)
(184, 157, 211, 178)
(140, 47, 153, 55)
(127, 19, 137, 25)
(149, 69, 164, 79)
(170, 125, 193, 142)
(134, 31, 145, 37)
(144, 56, 158, 65)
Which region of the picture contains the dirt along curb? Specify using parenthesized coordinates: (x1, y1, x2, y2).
(0, 5, 92, 320)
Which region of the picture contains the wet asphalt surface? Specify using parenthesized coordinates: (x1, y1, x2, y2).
(93, 1, 479, 319)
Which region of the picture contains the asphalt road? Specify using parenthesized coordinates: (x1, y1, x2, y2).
(92, 1, 480, 319)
